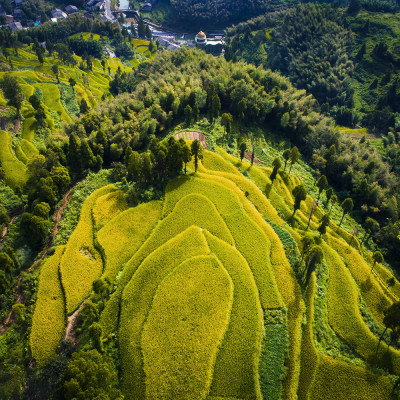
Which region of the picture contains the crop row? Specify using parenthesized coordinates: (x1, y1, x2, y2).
(297, 273, 319, 400)
(120, 226, 211, 399)
(323, 243, 400, 374)
(92, 189, 128, 231)
(0, 130, 27, 189)
(198, 153, 282, 225)
(164, 175, 283, 309)
(96, 200, 162, 284)
(204, 231, 263, 399)
(311, 354, 394, 400)
(141, 255, 233, 400)
(144, 193, 235, 257)
(59, 185, 116, 314)
(30, 246, 66, 367)
(200, 150, 242, 176)
(328, 235, 392, 326)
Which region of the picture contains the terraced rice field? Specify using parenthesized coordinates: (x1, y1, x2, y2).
(30, 143, 400, 399)
(0, 39, 151, 186)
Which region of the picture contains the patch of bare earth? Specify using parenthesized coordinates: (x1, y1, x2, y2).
(64, 303, 85, 344)
(174, 131, 208, 149)
(12, 119, 20, 134)
(244, 151, 264, 165)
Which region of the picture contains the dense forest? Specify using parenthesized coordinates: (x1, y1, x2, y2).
(169, 0, 297, 27)
(109, 49, 400, 271)
(225, 2, 400, 132)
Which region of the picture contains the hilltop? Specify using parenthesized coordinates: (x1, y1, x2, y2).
(0, 35, 400, 400)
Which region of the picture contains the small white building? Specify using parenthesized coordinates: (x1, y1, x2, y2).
(195, 31, 207, 46)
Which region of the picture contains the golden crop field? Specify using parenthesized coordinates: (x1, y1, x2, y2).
(30, 143, 400, 400)
(30, 247, 66, 366)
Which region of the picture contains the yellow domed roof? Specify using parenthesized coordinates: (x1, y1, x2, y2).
(196, 31, 206, 38)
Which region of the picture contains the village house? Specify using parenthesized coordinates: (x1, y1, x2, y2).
(52, 9, 68, 18)
(87, 0, 105, 11)
(7, 21, 23, 31)
(65, 5, 79, 14)
(13, 9, 22, 19)
(140, 2, 152, 12)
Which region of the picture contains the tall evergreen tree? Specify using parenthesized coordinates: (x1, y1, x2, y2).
(137, 18, 146, 38)
(191, 139, 202, 172)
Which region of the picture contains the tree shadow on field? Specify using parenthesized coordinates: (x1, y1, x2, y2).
(287, 214, 297, 227)
(265, 183, 272, 197)
(360, 276, 373, 293)
(368, 345, 395, 375)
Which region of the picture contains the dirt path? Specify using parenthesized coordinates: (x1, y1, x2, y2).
(0, 211, 22, 246)
(0, 182, 80, 336)
(64, 302, 85, 344)
(174, 130, 208, 149)
(12, 118, 20, 134)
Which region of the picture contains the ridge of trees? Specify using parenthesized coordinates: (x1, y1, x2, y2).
(224, 4, 400, 133)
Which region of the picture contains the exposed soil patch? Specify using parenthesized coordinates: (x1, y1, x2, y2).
(0, 211, 22, 246)
(348, 133, 376, 141)
(174, 130, 208, 149)
(64, 302, 85, 344)
(79, 247, 95, 261)
(12, 118, 20, 134)
(244, 151, 264, 165)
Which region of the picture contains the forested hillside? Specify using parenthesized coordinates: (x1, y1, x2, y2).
(225, 3, 400, 132)
(169, 0, 297, 27)
(1, 9, 400, 400)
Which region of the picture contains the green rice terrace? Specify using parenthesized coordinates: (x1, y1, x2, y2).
(0, 36, 153, 190)
(28, 145, 400, 400)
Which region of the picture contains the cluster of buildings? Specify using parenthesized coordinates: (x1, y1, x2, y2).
(0, 0, 114, 32)
(0, 0, 224, 55)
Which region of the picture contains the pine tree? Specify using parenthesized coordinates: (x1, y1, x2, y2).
(138, 18, 146, 38)
(145, 24, 152, 39)
(67, 134, 81, 174)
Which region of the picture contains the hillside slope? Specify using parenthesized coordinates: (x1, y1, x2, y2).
(29, 146, 400, 399)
